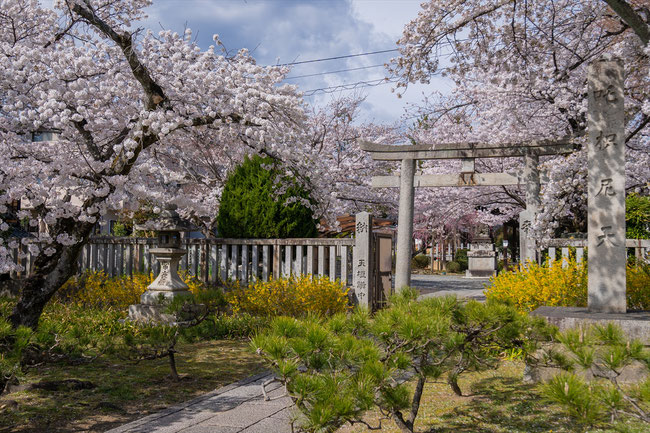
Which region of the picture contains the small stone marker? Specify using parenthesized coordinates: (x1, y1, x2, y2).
(587, 57, 626, 313)
(353, 212, 372, 309)
(465, 230, 496, 278)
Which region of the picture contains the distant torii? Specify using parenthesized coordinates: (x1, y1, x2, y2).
(359, 138, 577, 290)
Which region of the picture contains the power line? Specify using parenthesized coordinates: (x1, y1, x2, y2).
(302, 77, 399, 96)
(285, 64, 386, 80)
(275, 49, 398, 66)
(301, 66, 451, 96)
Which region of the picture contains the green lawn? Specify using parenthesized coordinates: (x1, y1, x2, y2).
(337, 361, 648, 433)
(0, 339, 265, 433)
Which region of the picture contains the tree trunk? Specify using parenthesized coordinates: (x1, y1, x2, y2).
(448, 375, 463, 396)
(168, 350, 180, 381)
(408, 374, 426, 426)
(391, 410, 414, 433)
(9, 220, 94, 330)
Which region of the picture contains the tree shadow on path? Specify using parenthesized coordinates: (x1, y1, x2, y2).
(424, 375, 581, 433)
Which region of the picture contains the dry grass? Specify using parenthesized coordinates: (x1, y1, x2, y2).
(337, 361, 648, 433)
(0, 339, 265, 433)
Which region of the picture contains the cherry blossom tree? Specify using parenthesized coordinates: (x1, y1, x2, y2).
(390, 0, 650, 240)
(0, 0, 307, 329)
(301, 95, 400, 224)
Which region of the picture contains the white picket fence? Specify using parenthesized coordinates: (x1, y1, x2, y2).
(541, 238, 650, 266)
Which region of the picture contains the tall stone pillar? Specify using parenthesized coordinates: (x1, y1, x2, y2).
(395, 158, 415, 291)
(587, 58, 626, 313)
(353, 212, 373, 309)
(519, 153, 541, 264)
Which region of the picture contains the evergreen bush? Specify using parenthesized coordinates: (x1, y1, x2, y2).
(626, 193, 650, 239)
(540, 323, 650, 426)
(253, 289, 552, 433)
(446, 261, 461, 273)
(217, 155, 318, 238)
(411, 254, 429, 269)
(455, 248, 469, 271)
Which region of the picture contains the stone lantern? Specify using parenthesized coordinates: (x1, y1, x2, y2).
(128, 205, 191, 322)
(465, 227, 497, 278)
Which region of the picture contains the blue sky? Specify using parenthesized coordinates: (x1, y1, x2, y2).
(140, 0, 452, 124)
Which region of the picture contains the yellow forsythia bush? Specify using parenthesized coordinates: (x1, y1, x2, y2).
(226, 275, 350, 317)
(627, 263, 650, 310)
(58, 270, 206, 309)
(485, 258, 587, 312)
(485, 259, 650, 312)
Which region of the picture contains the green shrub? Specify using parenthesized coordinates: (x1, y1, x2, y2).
(216, 154, 318, 238)
(455, 248, 469, 271)
(626, 193, 650, 239)
(181, 313, 269, 341)
(540, 323, 650, 425)
(411, 254, 429, 269)
(254, 290, 552, 433)
(446, 261, 461, 273)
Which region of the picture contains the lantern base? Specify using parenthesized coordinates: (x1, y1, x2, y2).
(127, 304, 177, 324)
(140, 289, 192, 305)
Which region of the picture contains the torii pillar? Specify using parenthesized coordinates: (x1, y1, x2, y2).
(519, 153, 541, 264)
(395, 158, 416, 290)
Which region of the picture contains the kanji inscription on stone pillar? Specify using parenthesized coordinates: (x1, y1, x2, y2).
(587, 57, 626, 313)
(353, 212, 372, 309)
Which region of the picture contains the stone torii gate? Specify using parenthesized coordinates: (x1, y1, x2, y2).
(359, 139, 575, 290)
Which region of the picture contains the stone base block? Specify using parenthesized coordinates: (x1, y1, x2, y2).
(128, 304, 177, 324)
(531, 306, 650, 344)
(140, 289, 192, 305)
(464, 270, 495, 279)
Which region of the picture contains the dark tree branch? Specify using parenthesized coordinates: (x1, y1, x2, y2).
(69, 1, 167, 110)
(602, 0, 650, 45)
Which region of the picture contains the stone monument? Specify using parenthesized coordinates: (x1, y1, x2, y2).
(128, 205, 192, 323)
(586, 57, 626, 313)
(353, 212, 373, 308)
(465, 230, 496, 278)
(532, 58, 650, 339)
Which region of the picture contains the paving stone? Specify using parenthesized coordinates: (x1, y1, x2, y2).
(269, 406, 294, 420)
(200, 401, 286, 428)
(178, 425, 240, 433)
(105, 372, 291, 433)
(184, 396, 249, 413)
(216, 377, 272, 400)
(246, 394, 293, 408)
(239, 416, 292, 433)
(124, 411, 213, 433)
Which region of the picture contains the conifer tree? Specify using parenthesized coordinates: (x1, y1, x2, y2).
(217, 155, 318, 239)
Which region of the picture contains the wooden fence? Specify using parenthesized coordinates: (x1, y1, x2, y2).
(72, 237, 357, 286)
(541, 238, 650, 266)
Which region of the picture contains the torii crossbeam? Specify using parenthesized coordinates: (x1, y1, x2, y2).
(359, 138, 577, 290)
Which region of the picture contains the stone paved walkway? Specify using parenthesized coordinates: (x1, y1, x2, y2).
(108, 274, 492, 433)
(412, 274, 491, 301)
(106, 372, 292, 433)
